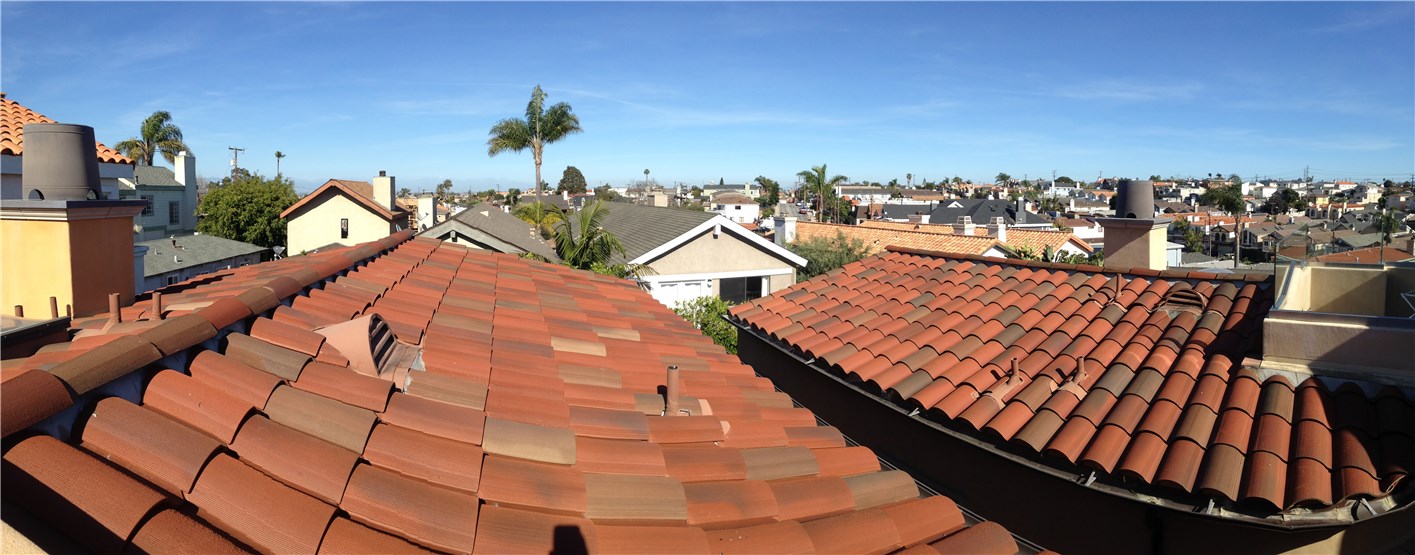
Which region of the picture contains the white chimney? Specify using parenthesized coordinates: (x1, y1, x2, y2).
(987, 217, 1007, 243)
(953, 216, 976, 236)
(175, 151, 198, 230)
(774, 203, 797, 246)
(416, 193, 438, 230)
(372, 170, 395, 210)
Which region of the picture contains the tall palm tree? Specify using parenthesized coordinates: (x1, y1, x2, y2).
(487, 85, 582, 199)
(114, 111, 190, 166)
(274, 151, 286, 176)
(797, 164, 848, 224)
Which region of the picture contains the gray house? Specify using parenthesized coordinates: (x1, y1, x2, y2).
(117, 152, 199, 241)
(420, 202, 559, 260)
(137, 234, 266, 292)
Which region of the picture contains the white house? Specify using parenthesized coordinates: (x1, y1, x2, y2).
(709, 192, 760, 224)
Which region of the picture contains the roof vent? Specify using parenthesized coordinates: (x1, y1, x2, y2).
(1159, 285, 1208, 312)
(22, 123, 102, 201)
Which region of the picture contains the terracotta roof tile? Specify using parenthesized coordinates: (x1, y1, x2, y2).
(731, 246, 1415, 522)
(2, 233, 1020, 554)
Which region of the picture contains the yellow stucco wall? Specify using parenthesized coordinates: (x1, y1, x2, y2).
(2, 214, 135, 317)
(286, 191, 395, 255)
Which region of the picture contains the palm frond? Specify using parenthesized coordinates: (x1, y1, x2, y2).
(487, 118, 532, 156)
(540, 103, 583, 143)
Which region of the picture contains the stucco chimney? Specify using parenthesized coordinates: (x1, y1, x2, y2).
(774, 203, 797, 246)
(1098, 180, 1171, 271)
(175, 151, 197, 229)
(953, 216, 975, 236)
(987, 217, 1007, 243)
(416, 193, 438, 231)
(372, 170, 395, 210)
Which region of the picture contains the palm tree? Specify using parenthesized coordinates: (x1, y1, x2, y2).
(274, 151, 286, 176)
(114, 111, 190, 166)
(514, 201, 565, 240)
(487, 85, 582, 199)
(906, 173, 913, 188)
(555, 201, 653, 283)
(797, 164, 849, 224)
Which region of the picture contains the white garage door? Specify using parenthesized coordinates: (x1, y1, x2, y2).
(651, 279, 711, 307)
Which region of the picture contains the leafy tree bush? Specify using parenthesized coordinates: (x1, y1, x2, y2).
(673, 296, 737, 354)
(557, 166, 588, 194)
(196, 172, 298, 248)
(1201, 183, 1246, 214)
(788, 231, 871, 282)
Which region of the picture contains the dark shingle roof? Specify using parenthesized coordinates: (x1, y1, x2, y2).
(427, 202, 558, 260)
(594, 203, 716, 262)
(139, 234, 267, 277)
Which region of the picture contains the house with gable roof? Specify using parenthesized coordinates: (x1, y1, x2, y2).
(592, 202, 806, 306)
(280, 171, 408, 255)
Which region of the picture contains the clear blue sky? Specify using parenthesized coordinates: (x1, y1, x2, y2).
(4, 2, 1412, 194)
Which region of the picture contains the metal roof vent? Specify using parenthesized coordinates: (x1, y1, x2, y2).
(22, 123, 101, 201)
(1115, 179, 1155, 219)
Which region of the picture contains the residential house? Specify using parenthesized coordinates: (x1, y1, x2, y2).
(1, 92, 134, 200)
(882, 199, 1049, 228)
(279, 171, 408, 255)
(136, 234, 266, 292)
(700, 182, 760, 198)
(708, 191, 759, 224)
(117, 152, 199, 241)
(419, 201, 558, 260)
(593, 202, 806, 306)
(856, 219, 1094, 258)
(0, 232, 1023, 554)
(1314, 245, 1415, 264)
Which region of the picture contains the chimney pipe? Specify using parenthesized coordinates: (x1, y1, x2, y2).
(108, 293, 122, 324)
(152, 292, 164, 320)
(665, 365, 681, 416)
(49, 297, 58, 319)
(13, 305, 23, 318)
(22, 123, 102, 201)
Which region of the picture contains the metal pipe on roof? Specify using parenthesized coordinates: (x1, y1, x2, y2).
(108, 293, 121, 324)
(49, 297, 58, 319)
(152, 292, 164, 320)
(665, 365, 680, 416)
(13, 305, 22, 318)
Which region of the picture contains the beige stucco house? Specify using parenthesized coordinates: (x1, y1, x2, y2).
(595, 202, 805, 307)
(280, 171, 407, 255)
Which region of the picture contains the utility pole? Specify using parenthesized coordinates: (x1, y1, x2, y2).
(228, 147, 245, 178)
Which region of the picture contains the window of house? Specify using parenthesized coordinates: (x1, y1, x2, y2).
(340, 218, 349, 239)
(719, 276, 765, 304)
(169, 201, 181, 225)
(141, 195, 154, 216)
(167, 275, 179, 285)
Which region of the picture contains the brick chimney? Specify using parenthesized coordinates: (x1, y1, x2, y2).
(953, 216, 975, 236)
(372, 170, 395, 210)
(1098, 180, 1171, 271)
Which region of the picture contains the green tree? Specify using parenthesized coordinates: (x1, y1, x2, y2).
(1173, 219, 1204, 252)
(787, 231, 871, 282)
(906, 173, 914, 188)
(593, 184, 620, 201)
(1201, 183, 1246, 214)
(1149, 175, 1162, 181)
(797, 164, 849, 223)
(996, 172, 1011, 185)
(556, 166, 588, 194)
(753, 175, 781, 214)
(487, 85, 582, 199)
(398, 187, 412, 198)
(673, 296, 738, 354)
(1055, 176, 1075, 184)
(506, 187, 522, 206)
(274, 151, 286, 177)
(114, 111, 191, 166)
(197, 172, 297, 249)
(514, 201, 564, 240)
(435, 179, 454, 204)
(555, 201, 653, 281)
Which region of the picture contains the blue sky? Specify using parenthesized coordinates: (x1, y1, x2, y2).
(4, 2, 1412, 194)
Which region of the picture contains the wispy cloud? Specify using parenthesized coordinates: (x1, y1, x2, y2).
(1310, 3, 1414, 34)
(1051, 80, 1203, 102)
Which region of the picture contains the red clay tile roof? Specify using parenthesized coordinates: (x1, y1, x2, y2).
(280, 178, 406, 221)
(0, 93, 133, 164)
(1, 231, 1021, 554)
(730, 247, 1415, 522)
